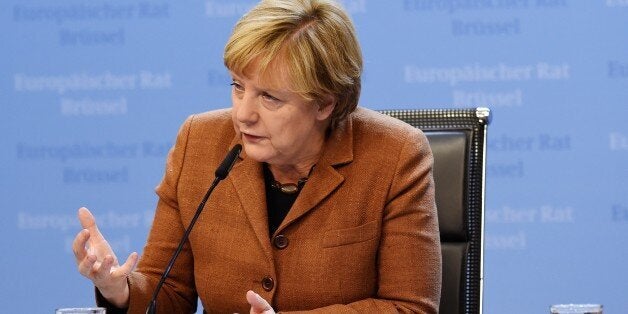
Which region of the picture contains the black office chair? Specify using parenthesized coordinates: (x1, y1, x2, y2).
(380, 108, 490, 314)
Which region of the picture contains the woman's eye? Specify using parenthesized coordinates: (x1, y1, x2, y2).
(230, 82, 244, 92)
(262, 92, 280, 102)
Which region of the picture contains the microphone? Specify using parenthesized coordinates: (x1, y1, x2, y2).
(146, 144, 242, 314)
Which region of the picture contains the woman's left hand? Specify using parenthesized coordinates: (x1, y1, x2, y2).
(246, 290, 276, 314)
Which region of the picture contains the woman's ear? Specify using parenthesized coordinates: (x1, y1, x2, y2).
(316, 96, 335, 121)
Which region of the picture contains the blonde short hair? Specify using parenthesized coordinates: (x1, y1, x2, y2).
(224, 0, 363, 128)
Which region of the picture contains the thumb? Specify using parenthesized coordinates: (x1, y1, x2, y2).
(246, 290, 272, 314)
(114, 252, 139, 277)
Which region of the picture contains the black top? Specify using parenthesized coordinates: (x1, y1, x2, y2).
(263, 163, 303, 237)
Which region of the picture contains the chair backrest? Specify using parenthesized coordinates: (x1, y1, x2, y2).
(379, 108, 490, 314)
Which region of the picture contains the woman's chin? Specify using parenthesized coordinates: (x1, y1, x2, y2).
(242, 145, 273, 163)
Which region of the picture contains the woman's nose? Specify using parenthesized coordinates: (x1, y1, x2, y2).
(235, 92, 258, 125)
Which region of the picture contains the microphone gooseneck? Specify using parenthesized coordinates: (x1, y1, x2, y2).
(146, 144, 242, 314)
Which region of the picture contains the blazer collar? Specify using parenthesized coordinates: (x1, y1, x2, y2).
(225, 115, 355, 258)
(279, 116, 355, 233)
(319, 115, 354, 167)
(226, 136, 272, 262)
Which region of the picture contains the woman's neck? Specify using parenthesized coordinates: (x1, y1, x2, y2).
(269, 120, 329, 183)
(268, 156, 318, 184)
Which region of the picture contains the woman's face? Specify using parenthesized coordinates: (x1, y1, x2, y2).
(230, 65, 333, 168)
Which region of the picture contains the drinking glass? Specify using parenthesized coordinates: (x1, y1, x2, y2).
(55, 308, 106, 314)
(550, 304, 602, 314)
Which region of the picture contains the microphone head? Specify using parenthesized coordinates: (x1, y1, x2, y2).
(215, 144, 242, 180)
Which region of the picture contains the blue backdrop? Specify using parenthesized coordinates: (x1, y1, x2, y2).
(1, 1, 627, 313)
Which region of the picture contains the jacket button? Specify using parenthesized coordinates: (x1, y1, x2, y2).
(273, 234, 289, 249)
(262, 276, 274, 291)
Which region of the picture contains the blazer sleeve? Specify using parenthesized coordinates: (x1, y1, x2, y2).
(284, 130, 442, 313)
(124, 115, 199, 314)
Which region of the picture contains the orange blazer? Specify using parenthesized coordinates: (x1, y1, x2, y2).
(122, 107, 441, 313)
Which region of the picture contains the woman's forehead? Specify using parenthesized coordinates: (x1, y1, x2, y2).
(237, 59, 293, 90)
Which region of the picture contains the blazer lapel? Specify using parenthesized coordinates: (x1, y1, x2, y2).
(277, 163, 344, 232)
(226, 138, 273, 264)
(226, 114, 356, 243)
(276, 117, 355, 234)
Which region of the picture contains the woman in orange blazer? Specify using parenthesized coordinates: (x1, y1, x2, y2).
(72, 0, 441, 313)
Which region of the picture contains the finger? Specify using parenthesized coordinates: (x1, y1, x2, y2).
(92, 254, 115, 281)
(113, 252, 139, 277)
(77, 253, 97, 278)
(246, 290, 272, 313)
(78, 207, 104, 241)
(72, 229, 90, 262)
(78, 207, 96, 229)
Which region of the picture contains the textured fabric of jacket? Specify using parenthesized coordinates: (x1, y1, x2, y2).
(123, 107, 441, 313)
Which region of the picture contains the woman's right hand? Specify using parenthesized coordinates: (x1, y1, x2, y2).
(72, 207, 139, 308)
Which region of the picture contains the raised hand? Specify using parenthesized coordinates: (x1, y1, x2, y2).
(72, 207, 139, 308)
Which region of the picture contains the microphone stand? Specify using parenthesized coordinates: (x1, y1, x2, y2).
(146, 144, 242, 314)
